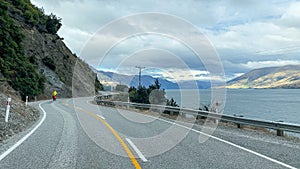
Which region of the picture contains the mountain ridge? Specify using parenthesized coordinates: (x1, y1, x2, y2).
(96, 70, 212, 89)
(226, 65, 300, 89)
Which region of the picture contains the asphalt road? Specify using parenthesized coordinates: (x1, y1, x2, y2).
(0, 98, 299, 169)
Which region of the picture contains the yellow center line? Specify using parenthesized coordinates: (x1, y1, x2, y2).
(62, 103, 142, 169)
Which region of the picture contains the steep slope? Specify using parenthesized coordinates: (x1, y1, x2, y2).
(0, 0, 101, 142)
(1, 0, 99, 99)
(227, 65, 300, 89)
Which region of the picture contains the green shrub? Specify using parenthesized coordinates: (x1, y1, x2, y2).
(46, 13, 62, 34)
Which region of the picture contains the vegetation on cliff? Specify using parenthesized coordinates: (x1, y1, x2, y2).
(0, 1, 47, 100)
(1, 0, 103, 100)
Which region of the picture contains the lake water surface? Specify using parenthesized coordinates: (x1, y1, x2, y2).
(165, 89, 300, 125)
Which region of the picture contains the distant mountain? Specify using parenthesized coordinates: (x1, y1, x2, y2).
(227, 65, 300, 89)
(95, 70, 213, 89)
(98, 71, 179, 89)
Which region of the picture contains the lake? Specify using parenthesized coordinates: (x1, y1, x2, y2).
(165, 89, 300, 125)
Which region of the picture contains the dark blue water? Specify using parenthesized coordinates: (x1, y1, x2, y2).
(165, 89, 300, 125)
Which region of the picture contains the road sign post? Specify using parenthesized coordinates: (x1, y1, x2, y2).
(5, 97, 11, 123)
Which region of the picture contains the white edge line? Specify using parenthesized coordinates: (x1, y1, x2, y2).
(96, 114, 105, 120)
(141, 114, 297, 169)
(0, 101, 47, 161)
(126, 138, 148, 162)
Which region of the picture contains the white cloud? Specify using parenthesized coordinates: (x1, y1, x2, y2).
(150, 69, 224, 82)
(58, 26, 93, 54)
(277, 1, 300, 28)
(241, 60, 300, 69)
(31, 0, 300, 80)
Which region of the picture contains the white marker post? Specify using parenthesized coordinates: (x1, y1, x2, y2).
(127, 95, 130, 109)
(25, 96, 28, 107)
(5, 97, 11, 123)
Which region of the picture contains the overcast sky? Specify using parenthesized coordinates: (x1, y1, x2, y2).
(31, 0, 300, 81)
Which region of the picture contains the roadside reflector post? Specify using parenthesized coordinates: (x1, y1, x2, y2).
(25, 96, 28, 107)
(5, 97, 11, 123)
(127, 95, 130, 109)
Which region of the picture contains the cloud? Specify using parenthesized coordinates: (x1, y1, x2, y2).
(58, 25, 92, 54)
(31, 0, 300, 80)
(241, 60, 300, 69)
(149, 68, 223, 82)
(277, 1, 300, 28)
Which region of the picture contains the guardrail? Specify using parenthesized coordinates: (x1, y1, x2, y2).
(95, 99, 300, 137)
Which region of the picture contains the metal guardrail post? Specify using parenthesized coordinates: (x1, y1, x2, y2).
(275, 121, 284, 136)
(277, 129, 284, 136)
(233, 114, 244, 129)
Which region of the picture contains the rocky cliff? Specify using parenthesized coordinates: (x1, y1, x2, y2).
(0, 0, 101, 142)
(1, 0, 99, 99)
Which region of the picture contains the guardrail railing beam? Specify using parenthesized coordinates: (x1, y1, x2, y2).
(94, 98, 300, 137)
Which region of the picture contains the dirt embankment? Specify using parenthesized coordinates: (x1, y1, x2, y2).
(0, 79, 39, 142)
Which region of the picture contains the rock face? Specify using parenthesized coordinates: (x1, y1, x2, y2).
(15, 13, 93, 99)
(227, 65, 300, 89)
(0, 0, 99, 142)
(0, 0, 98, 99)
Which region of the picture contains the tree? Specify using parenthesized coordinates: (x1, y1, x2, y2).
(139, 86, 149, 103)
(128, 79, 168, 105)
(46, 13, 62, 34)
(148, 79, 166, 105)
(95, 76, 104, 94)
(149, 79, 161, 90)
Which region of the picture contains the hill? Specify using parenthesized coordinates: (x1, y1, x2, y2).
(0, 0, 101, 142)
(0, 0, 100, 99)
(226, 65, 300, 89)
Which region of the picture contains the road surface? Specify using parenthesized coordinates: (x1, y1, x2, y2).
(0, 98, 299, 169)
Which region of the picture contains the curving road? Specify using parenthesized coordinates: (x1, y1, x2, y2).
(0, 98, 299, 169)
